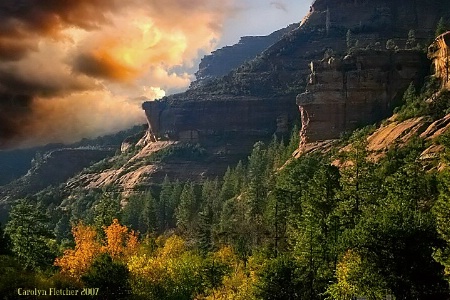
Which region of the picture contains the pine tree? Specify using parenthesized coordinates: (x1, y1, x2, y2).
(5, 199, 55, 270)
(406, 29, 417, 49)
(157, 176, 173, 231)
(436, 17, 448, 37)
(346, 29, 353, 49)
(122, 194, 144, 231)
(93, 193, 121, 235)
(219, 167, 235, 202)
(169, 180, 183, 228)
(245, 141, 268, 219)
(175, 182, 198, 233)
(140, 191, 157, 234)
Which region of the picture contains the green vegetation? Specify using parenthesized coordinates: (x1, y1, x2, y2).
(4, 79, 450, 299)
(436, 17, 449, 37)
(394, 77, 448, 121)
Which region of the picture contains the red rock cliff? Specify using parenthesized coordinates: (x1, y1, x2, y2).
(297, 49, 428, 144)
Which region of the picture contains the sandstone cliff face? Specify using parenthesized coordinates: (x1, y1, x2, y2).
(429, 31, 450, 88)
(297, 49, 428, 144)
(143, 0, 449, 153)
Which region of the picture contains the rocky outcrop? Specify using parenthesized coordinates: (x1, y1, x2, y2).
(428, 31, 450, 88)
(296, 49, 428, 144)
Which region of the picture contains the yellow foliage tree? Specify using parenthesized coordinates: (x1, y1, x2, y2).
(54, 222, 100, 280)
(55, 219, 139, 280)
(103, 218, 139, 260)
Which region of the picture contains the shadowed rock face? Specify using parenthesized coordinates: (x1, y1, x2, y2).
(192, 23, 299, 89)
(143, 0, 449, 154)
(142, 96, 298, 143)
(297, 50, 429, 144)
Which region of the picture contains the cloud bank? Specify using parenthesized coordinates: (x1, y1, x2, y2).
(0, 0, 234, 148)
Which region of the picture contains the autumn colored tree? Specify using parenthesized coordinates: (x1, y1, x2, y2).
(54, 222, 101, 280)
(103, 219, 139, 260)
(55, 219, 139, 280)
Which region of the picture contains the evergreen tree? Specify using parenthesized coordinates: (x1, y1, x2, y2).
(197, 203, 214, 254)
(93, 193, 121, 235)
(219, 167, 235, 203)
(176, 182, 198, 234)
(158, 176, 173, 231)
(245, 141, 268, 219)
(433, 169, 450, 284)
(335, 134, 380, 227)
(140, 191, 158, 234)
(346, 29, 354, 49)
(436, 17, 448, 37)
(5, 199, 55, 270)
(0, 222, 10, 254)
(170, 180, 183, 228)
(286, 124, 300, 158)
(121, 194, 144, 231)
(406, 29, 417, 49)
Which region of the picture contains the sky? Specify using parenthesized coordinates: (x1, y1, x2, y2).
(0, 0, 310, 149)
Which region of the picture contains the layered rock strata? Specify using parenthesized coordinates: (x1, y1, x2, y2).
(428, 31, 450, 88)
(296, 50, 428, 144)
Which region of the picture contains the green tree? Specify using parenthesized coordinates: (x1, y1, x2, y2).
(335, 134, 380, 227)
(140, 191, 158, 234)
(406, 29, 417, 49)
(256, 255, 307, 300)
(346, 29, 354, 49)
(0, 222, 10, 254)
(122, 194, 144, 231)
(286, 124, 300, 158)
(93, 193, 121, 235)
(81, 253, 131, 299)
(5, 199, 55, 270)
(176, 182, 198, 234)
(433, 169, 450, 284)
(158, 176, 173, 231)
(436, 17, 448, 37)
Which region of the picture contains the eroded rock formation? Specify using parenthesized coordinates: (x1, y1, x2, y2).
(429, 31, 450, 88)
(297, 49, 428, 144)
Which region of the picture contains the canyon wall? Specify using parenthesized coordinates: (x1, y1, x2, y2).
(297, 50, 428, 144)
(143, 0, 449, 153)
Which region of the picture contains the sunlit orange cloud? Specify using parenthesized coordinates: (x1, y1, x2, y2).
(0, 0, 237, 148)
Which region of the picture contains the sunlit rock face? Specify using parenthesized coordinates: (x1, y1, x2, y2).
(429, 31, 450, 88)
(297, 50, 428, 144)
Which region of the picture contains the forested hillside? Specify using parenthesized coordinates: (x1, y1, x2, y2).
(3, 76, 450, 299)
